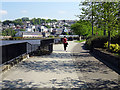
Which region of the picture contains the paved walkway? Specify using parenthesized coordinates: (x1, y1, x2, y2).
(0, 41, 120, 88)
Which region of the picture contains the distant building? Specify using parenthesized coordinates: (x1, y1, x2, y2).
(0, 22, 2, 31)
(26, 25, 36, 32)
(39, 26, 48, 32)
(15, 31, 43, 38)
(51, 28, 63, 35)
(56, 30, 63, 35)
(42, 32, 50, 37)
(64, 27, 68, 32)
(48, 28, 53, 32)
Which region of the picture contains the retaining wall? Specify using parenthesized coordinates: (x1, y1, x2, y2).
(92, 48, 120, 72)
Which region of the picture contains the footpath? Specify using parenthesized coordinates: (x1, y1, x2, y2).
(0, 41, 119, 89)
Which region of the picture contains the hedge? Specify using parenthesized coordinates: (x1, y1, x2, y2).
(85, 36, 108, 50)
(85, 34, 120, 50)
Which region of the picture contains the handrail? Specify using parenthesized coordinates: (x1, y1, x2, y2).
(1, 42, 40, 65)
(1, 39, 54, 66)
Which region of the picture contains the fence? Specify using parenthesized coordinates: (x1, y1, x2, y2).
(40, 39, 54, 54)
(2, 42, 27, 64)
(27, 43, 40, 55)
(1, 39, 54, 65)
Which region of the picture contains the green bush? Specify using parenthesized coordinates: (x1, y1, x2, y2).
(104, 41, 108, 48)
(111, 34, 120, 45)
(85, 35, 108, 50)
(104, 42, 120, 53)
(9, 37, 23, 40)
(48, 36, 54, 38)
(86, 35, 93, 40)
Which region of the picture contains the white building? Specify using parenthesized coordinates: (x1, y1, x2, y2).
(26, 27, 32, 32)
(48, 28, 53, 32)
(15, 31, 43, 38)
(26, 25, 36, 32)
(40, 26, 48, 32)
(0, 22, 2, 31)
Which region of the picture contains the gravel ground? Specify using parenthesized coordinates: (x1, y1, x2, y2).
(0, 41, 120, 89)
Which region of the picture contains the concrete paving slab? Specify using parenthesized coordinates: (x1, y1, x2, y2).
(0, 41, 119, 89)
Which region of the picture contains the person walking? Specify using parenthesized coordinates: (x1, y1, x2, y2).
(62, 36, 68, 51)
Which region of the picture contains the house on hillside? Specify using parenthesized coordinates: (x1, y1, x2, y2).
(26, 25, 36, 32)
(3, 25, 9, 30)
(23, 21, 31, 27)
(55, 28, 63, 35)
(15, 31, 43, 38)
(39, 26, 48, 32)
(42, 32, 50, 37)
(48, 28, 53, 32)
(0, 22, 2, 31)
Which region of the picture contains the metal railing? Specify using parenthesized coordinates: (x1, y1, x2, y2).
(1, 39, 54, 65)
(40, 39, 54, 54)
(2, 42, 27, 64)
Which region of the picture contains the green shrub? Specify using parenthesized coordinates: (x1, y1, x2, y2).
(104, 41, 108, 48)
(10, 37, 23, 40)
(49, 36, 54, 38)
(104, 42, 120, 53)
(111, 34, 120, 45)
(86, 35, 93, 40)
(85, 35, 108, 49)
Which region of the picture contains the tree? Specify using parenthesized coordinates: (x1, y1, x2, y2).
(62, 32, 69, 35)
(78, 2, 98, 35)
(52, 19, 57, 22)
(95, 2, 119, 48)
(13, 19, 24, 26)
(37, 18, 41, 24)
(45, 25, 51, 28)
(63, 24, 69, 27)
(22, 17, 29, 21)
(79, 1, 119, 48)
(3, 20, 14, 25)
(71, 20, 91, 36)
(46, 19, 51, 23)
(2, 28, 17, 37)
(31, 18, 37, 25)
(41, 19, 46, 23)
(19, 29, 26, 31)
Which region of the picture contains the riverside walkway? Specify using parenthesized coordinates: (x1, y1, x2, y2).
(0, 41, 120, 88)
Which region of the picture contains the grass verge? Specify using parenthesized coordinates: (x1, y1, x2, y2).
(75, 39, 86, 43)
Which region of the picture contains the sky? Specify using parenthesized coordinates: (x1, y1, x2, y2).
(0, 1, 82, 21)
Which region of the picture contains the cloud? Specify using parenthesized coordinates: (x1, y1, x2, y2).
(58, 10, 66, 14)
(21, 10, 27, 13)
(0, 10, 8, 15)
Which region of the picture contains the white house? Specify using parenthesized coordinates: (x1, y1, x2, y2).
(0, 22, 2, 31)
(64, 27, 68, 32)
(40, 26, 48, 32)
(26, 26, 32, 32)
(15, 31, 43, 38)
(47, 23, 51, 25)
(48, 28, 53, 32)
(26, 25, 36, 32)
